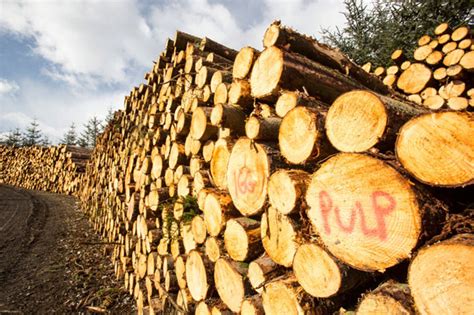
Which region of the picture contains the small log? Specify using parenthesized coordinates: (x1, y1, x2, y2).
(268, 169, 310, 215)
(325, 90, 425, 153)
(224, 217, 262, 261)
(186, 250, 212, 301)
(245, 116, 281, 141)
(293, 243, 368, 298)
(214, 258, 249, 312)
(233, 46, 260, 79)
(261, 206, 301, 267)
(357, 281, 415, 315)
(248, 253, 281, 294)
(200, 37, 238, 61)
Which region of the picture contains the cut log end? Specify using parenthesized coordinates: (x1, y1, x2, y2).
(214, 258, 246, 312)
(185, 250, 209, 302)
(226, 138, 269, 216)
(279, 106, 321, 164)
(408, 234, 474, 315)
(396, 111, 474, 187)
(233, 47, 258, 79)
(293, 243, 342, 297)
(306, 153, 422, 272)
(397, 63, 432, 94)
(326, 90, 387, 153)
(250, 46, 283, 99)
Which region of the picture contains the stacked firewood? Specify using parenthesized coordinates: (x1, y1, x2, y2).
(364, 23, 473, 110)
(75, 21, 473, 315)
(1, 20, 472, 315)
(0, 144, 91, 194)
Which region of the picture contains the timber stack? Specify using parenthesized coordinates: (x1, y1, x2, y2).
(1, 20, 473, 315)
(0, 144, 91, 194)
(363, 23, 474, 110)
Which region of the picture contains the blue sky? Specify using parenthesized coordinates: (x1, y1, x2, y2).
(0, 0, 347, 142)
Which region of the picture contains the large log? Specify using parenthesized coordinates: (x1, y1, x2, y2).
(250, 46, 363, 102)
(263, 21, 390, 95)
(396, 111, 474, 187)
(305, 153, 447, 272)
(325, 90, 425, 153)
(408, 234, 474, 315)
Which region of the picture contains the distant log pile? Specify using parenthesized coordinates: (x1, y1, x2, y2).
(363, 23, 474, 111)
(0, 145, 91, 194)
(1, 20, 473, 315)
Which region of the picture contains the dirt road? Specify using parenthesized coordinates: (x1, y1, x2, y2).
(0, 185, 134, 314)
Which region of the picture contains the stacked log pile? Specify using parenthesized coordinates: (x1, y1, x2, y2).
(364, 23, 474, 110)
(1, 20, 473, 315)
(0, 144, 91, 194)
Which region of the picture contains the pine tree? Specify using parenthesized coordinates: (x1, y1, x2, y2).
(60, 123, 78, 145)
(41, 136, 51, 147)
(322, 0, 473, 67)
(5, 128, 23, 147)
(22, 119, 43, 146)
(78, 116, 103, 147)
(105, 107, 115, 124)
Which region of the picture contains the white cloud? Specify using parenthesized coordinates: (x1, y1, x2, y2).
(0, 78, 20, 95)
(0, 78, 125, 142)
(0, 0, 160, 85)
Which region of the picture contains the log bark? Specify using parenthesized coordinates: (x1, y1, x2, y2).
(245, 116, 281, 141)
(200, 37, 239, 61)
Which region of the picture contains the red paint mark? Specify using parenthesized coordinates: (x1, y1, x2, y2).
(318, 190, 396, 241)
(234, 166, 257, 196)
